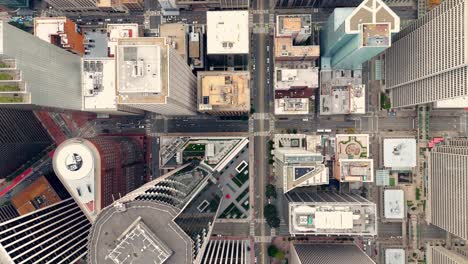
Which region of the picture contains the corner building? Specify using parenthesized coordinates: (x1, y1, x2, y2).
(87, 163, 222, 264)
(428, 138, 468, 240)
(53, 136, 145, 221)
(385, 0, 468, 107)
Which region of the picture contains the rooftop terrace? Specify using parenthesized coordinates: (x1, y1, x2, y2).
(198, 71, 250, 113)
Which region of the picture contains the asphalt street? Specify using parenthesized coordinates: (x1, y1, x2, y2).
(250, 0, 273, 263)
(167, 118, 249, 133)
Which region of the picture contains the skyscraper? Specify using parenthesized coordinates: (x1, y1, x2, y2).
(201, 239, 251, 263)
(0, 198, 91, 264)
(115, 37, 197, 115)
(321, 0, 400, 70)
(44, 0, 101, 13)
(275, 0, 363, 9)
(290, 243, 375, 264)
(426, 246, 468, 264)
(53, 136, 145, 221)
(428, 138, 468, 240)
(87, 162, 222, 264)
(0, 20, 82, 110)
(385, 0, 468, 108)
(0, 108, 53, 178)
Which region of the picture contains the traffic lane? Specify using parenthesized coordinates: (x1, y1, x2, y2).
(275, 119, 356, 130)
(378, 117, 415, 131)
(429, 116, 462, 132)
(252, 36, 267, 113)
(212, 222, 250, 237)
(167, 119, 249, 133)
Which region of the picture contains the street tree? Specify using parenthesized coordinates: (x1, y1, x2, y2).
(265, 184, 277, 199)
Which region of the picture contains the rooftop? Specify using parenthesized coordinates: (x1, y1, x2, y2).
(383, 138, 417, 168)
(88, 201, 193, 264)
(197, 71, 250, 113)
(287, 192, 377, 235)
(274, 37, 320, 60)
(10, 176, 61, 215)
(385, 248, 405, 264)
(275, 97, 309, 115)
(293, 243, 375, 264)
(116, 37, 168, 104)
(83, 28, 108, 58)
(107, 24, 139, 57)
(336, 159, 374, 182)
(207, 11, 249, 54)
(434, 96, 468, 108)
(160, 23, 187, 60)
(345, 0, 400, 34)
(34, 17, 85, 55)
(276, 14, 312, 37)
(53, 138, 98, 221)
(273, 134, 329, 192)
(320, 84, 366, 115)
(274, 64, 318, 90)
(106, 217, 173, 264)
(361, 23, 390, 47)
(384, 189, 405, 219)
(335, 134, 369, 159)
(82, 58, 118, 111)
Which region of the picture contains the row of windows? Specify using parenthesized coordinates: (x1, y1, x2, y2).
(386, 2, 466, 87)
(429, 152, 468, 240)
(390, 66, 468, 107)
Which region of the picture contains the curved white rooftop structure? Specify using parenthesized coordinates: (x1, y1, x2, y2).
(53, 138, 100, 221)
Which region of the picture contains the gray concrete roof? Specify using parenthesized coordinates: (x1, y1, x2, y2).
(88, 200, 193, 264)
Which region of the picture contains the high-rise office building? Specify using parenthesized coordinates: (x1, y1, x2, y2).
(0, 20, 82, 110)
(321, 0, 400, 70)
(286, 191, 377, 236)
(53, 136, 145, 221)
(428, 138, 468, 240)
(87, 162, 222, 264)
(290, 243, 375, 264)
(115, 37, 197, 115)
(426, 246, 468, 264)
(385, 0, 468, 108)
(43, 0, 101, 12)
(201, 239, 251, 263)
(0, 109, 53, 178)
(276, 0, 363, 8)
(0, 198, 91, 264)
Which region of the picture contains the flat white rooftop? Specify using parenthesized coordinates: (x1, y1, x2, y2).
(82, 58, 118, 111)
(274, 67, 319, 90)
(34, 17, 66, 44)
(275, 98, 309, 115)
(434, 96, 468, 108)
(107, 24, 139, 57)
(117, 44, 162, 93)
(53, 138, 98, 220)
(383, 138, 416, 168)
(207, 11, 249, 54)
(385, 249, 405, 264)
(384, 189, 404, 219)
